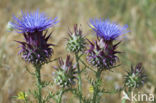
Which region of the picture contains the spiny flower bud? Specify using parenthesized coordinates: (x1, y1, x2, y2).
(12, 10, 58, 66)
(124, 63, 147, 89)
(66, 24, 86, 53)
(53, 55, 77, 88)
(86, 38, 120, 71)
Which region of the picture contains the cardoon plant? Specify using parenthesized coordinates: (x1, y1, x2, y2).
(12, 10, 58, 103)
(87, 18, 129, 103)
(10, 10, 149, 102)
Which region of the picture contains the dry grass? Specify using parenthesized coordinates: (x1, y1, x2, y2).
(0, 0, 155, 103)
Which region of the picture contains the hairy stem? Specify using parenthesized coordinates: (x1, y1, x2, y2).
(93, 70, 102, 103)
(35, 65, 42, 103)
(75, 53, 82, 103)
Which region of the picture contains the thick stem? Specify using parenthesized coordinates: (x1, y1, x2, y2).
(35, 65, 42, 103)
(75, 53, 82, 103)
(93, 70, 102, 103)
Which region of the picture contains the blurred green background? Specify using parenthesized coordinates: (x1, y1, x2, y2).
(0, 0, 155, 103)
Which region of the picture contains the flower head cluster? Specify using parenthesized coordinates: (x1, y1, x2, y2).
(12, 10, 58, 66)
(66, 24, 86, 53)
(89, 19, 129, 41)
(86, 38, 120, 70)
(124, 63, 147, 89)
(54, 55, 77, 88)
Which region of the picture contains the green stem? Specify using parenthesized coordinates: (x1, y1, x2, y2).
(121, 99, 126, 103)
(58, 89, 64, 103)
(75, 53, 82, 103)
(24, 100, 27, 103)
(93, 70, 102, 103)
(35, 65, 42, 103)
(24, 97, 28, 103)
(79, 59, 96, 73)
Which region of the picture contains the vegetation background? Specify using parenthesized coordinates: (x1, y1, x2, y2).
(0, 0, 155, 103)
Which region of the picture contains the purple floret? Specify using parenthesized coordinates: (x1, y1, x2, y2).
(12, 10, 58, 33)
(89, 19, 129, 41)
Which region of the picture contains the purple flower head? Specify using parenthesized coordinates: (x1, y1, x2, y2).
(89, 19, 129, 41)
(124, 63, 147, 89)
(12, 10, 58, 66)
(86, 38, 120, 71)
(17, 31, 54, 66)
(11, 10, 58, 33)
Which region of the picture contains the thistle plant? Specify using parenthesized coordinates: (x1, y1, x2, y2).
(66, 24, 86, 103)
(12, 10, 58, 103)
(10, 10, 148, 103)
(87, 18, 129, 103)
